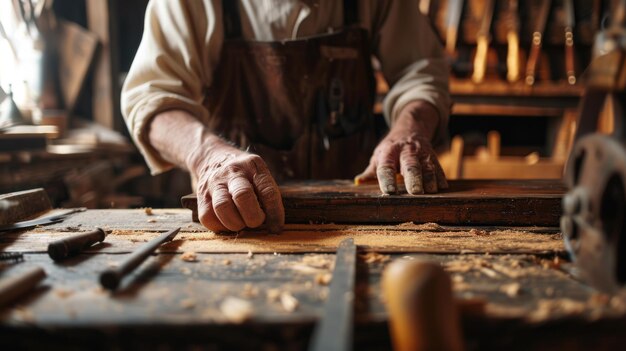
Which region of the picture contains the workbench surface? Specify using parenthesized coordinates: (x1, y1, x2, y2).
(1, 208, 625, 350)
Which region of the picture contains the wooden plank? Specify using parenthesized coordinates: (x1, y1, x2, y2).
(0, 253, 624, 350)
(182, 180, 565, 226)
(86, 0, 122, 131)
(0, 189, 52, 225)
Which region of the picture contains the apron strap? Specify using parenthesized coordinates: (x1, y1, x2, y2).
(222, 0, 360, 40)
(222, 0, 243, 40)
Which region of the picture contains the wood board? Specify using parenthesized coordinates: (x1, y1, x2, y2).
(0, 252, 624, 350)
(182, 180, 566, 226)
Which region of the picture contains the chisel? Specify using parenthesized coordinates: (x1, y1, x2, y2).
(308, 238, 357, 351)
(100, 227, 180, 291)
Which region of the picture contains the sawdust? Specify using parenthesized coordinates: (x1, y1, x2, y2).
(395, 222, 444, 231)
(469, 228, 490, 236)
(6, 227, 565, 254)
(144, 208, 153, 216)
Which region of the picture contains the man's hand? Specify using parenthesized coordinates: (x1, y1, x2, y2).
(189, 142, 285, 233)
(147, 110, 284, 233)
(355, 101, 448, 195)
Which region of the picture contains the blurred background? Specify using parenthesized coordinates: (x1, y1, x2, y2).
(0, 0, 617, 208)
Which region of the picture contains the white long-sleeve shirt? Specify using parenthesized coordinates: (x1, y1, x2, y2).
(121, 0, 451, 174)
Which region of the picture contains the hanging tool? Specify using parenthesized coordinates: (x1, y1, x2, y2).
(47, 228, 107, 261)
(382, 259, 464, 351)
(504, 0, 521, 83)
(561, 0, 626, 294)
(0, 266, 46, 307)
(525, 0, 552, 85)
(0, 86, 26, 130)
(99, 227, 181, 291)
(308, 238, 357, 351)
(471, 0, 495, 83)
(563, 0, 577, 85)
(445, 0, 465, 56)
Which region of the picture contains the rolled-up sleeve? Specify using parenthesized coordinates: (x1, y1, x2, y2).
(371, 0, 451, 145)
(121, 0, 220, 174)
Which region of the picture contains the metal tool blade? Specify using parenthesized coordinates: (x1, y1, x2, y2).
(308, 238, 357, 351)
(0, 208, 86, 232)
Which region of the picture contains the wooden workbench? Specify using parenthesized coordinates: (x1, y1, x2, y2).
(1, 182, 625, 350)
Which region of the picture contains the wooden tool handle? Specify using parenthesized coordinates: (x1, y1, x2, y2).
(506, 31, 520, 83)
(472, 36, 489, 83)
(0, 266, 46, 307)
(525, 32, 543, 86)
(564, 29, 576, 85)
(382, 260, 464, 351)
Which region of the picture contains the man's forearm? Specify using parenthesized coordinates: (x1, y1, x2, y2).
(147, 110, 228, 175)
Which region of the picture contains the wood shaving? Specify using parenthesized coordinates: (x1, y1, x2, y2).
(266, 289, 281, 302)
(54, 288, 74, 299)
(280, 292, 299, 312)
(242, 284, 259, 298)
(315, 273, 332, 286)
(180, 298, 196, 309)
(529, 299, 587, 321)
(360, 252, 390, 264)
(289, 264, 328, 274)
(479, 267, 499, 278)
(247, 250, 254, 259)
(220, 297, 253, 323)
(147, 219, 157, 223)
(181, 251, 197, 262)
(144, 207, 153, 216)
(500, 283, 522, 297)
(301, 255, 333, 269)
(13, 307, 35, 323)
(222, 259, 232, 265)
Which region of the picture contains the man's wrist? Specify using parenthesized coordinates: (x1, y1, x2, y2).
(390, 100, 440, 141)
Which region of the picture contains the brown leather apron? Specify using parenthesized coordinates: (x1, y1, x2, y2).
(204, 0, 378, 182)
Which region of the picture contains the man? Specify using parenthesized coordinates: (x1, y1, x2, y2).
(122, 0, 450, 233)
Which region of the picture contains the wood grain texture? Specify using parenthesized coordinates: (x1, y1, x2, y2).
(182, 180, 565, 226)
(0, 253, 624, 350)
(0, 189, 52, 225)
